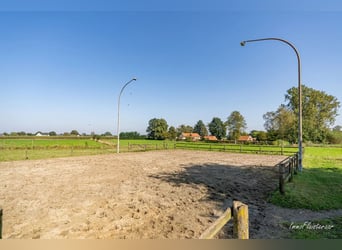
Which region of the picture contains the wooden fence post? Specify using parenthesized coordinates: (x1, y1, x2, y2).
(279, 163, 285, 195)
(281, 143, 284, 155)
(0, 207, 3, 239)
(289, 158, 294, 182)
(233, 201, 249, 239)
(295, 152, 299, 174)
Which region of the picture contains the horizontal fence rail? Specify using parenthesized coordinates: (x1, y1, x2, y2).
(200, 201, 249, 239)
(174, 142, 297, 155)
(276, 152, 300, 195)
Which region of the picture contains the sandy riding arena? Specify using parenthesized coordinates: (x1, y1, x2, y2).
(0, 150, 286, 239)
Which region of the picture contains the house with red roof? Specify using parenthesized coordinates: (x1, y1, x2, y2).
(237, 135, 255, 142)
(178, 132, 201, 141)
(204, 135, 218, 141)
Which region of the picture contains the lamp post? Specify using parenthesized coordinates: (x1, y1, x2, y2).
(117, 78, 137, 153)
(240, 38, 303, 172)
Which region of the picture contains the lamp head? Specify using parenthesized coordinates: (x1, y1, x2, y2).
(132, 77, 137, 81)
(240, 41, 246, 46)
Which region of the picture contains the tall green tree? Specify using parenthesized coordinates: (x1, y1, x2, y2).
(176, 124, 193, 136)
(103, 131, 113, 136)
(146, 118, 169, 140)
(193, 120, 208, 138)
(49, 131, 57, 136)
(263, 104, 296, 143)
(70, 130, 79, 136)
(226, 111, 247, 141)
(285, 85, 340, 142)
(250, 130, 268, 142)
(208, 117, 226, 140)
(168, 126, 177, 140)
(264, 85, 340, 143)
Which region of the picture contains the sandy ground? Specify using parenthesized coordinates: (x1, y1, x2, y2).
(0, 150, 291, 239)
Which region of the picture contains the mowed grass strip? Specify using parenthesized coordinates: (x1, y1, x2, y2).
(270, 146, 342, 211)
(0, 139, 114, 161)
(0, 148, 117, 162)
(0, 138, 102, 149)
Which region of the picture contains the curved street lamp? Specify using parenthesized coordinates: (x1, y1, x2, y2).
(117, 77, 137, 153)
(240, 38, 303, 172)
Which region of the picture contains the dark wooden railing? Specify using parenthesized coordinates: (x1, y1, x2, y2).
(277, 152, 299, 195)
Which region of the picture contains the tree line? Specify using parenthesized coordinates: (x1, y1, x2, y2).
(0, 130, 115, 137)
(263, 85, 340, 144)
(146, 111, 249, 141)
(146, 85, 341, 144)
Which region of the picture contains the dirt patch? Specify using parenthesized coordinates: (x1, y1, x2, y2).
(0, 150, 287, 239)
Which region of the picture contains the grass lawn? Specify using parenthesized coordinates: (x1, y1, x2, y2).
(269, 146, 342, 239)
(0, 138, 300, 161)
(270, 146, 342, 211)
(0, 138, 102, 148)
(0, 138, 113, 161)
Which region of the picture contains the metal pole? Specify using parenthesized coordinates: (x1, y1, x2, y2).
(117, 78, 137, 153)
(240, 38, 303, 171)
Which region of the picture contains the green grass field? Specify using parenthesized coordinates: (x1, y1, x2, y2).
(0, 138, 298, 161)
(0, 138, 101, 148)
(270, 146, 342, 211)
(0, 138, 114, 161)
(267, 146, 342, 239)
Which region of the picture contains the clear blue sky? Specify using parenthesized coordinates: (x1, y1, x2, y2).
(1, 2, 342, 135)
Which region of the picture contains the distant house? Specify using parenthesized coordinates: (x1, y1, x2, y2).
(178, 132, 201, 141)
(35, 132, 50, 137)
(238, 135, 255, 142)
(204, 135, 218, 141)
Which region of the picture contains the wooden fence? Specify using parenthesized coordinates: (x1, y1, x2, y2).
(200, 201, 249, 239)
(174, 143, 296, 155)
(276, 152, 299, 195)
(0, 208, 2, 239)
(128, 143, 170, 151)
(125, 142, 296, 155)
